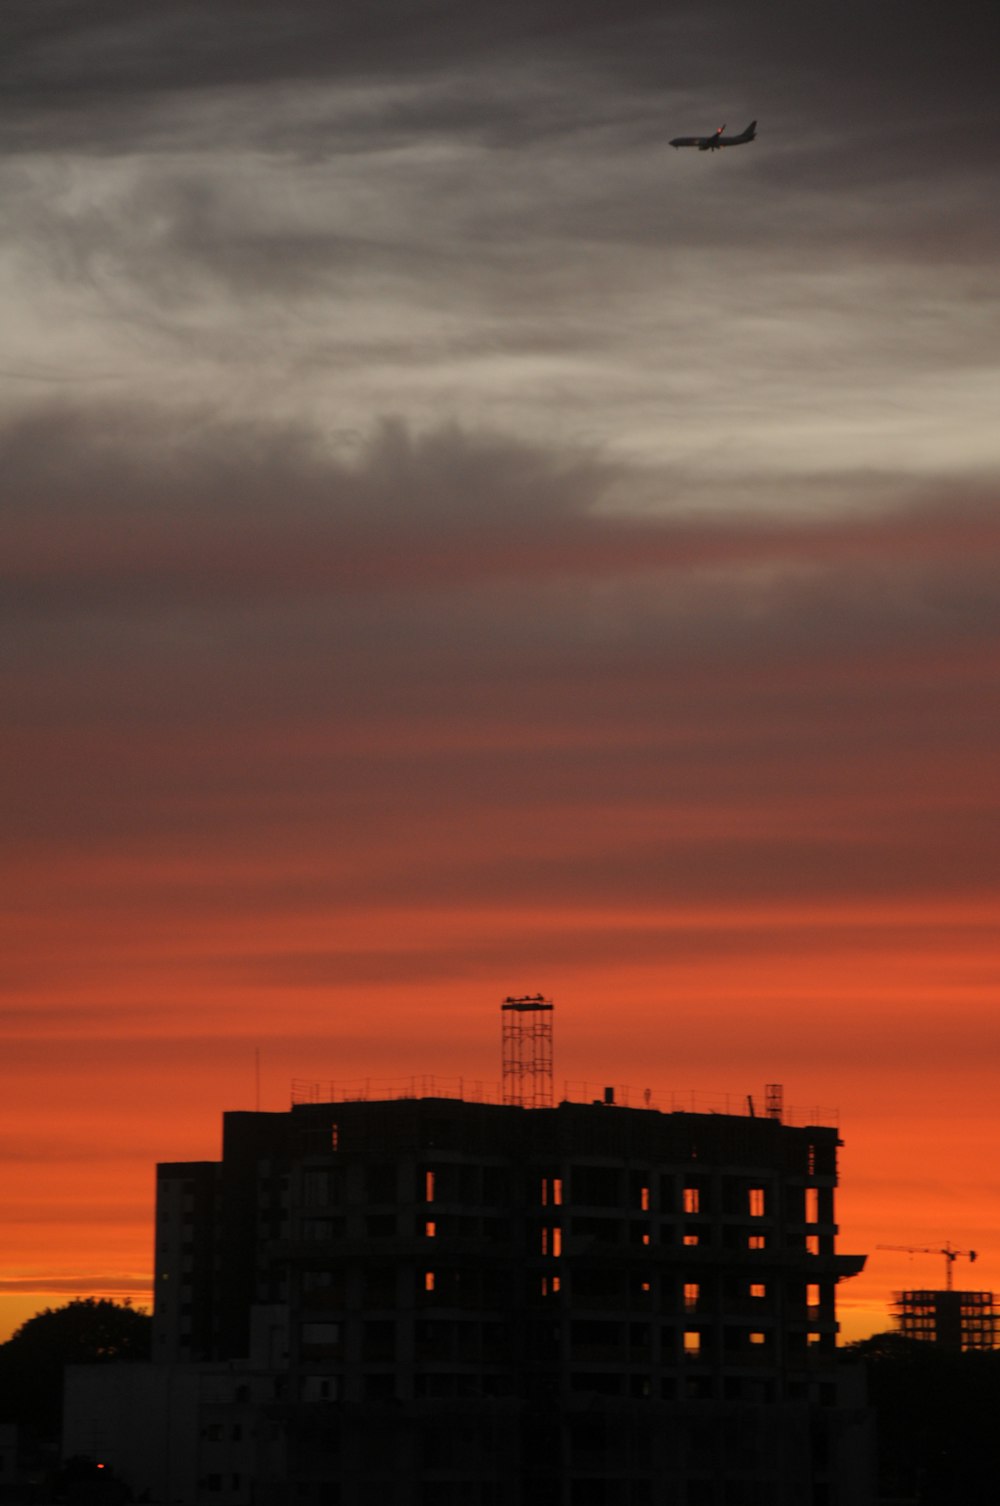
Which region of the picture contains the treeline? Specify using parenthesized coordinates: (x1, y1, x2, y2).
(847, 1332, 1000, 1504)
(0, 1298, 150, 1433)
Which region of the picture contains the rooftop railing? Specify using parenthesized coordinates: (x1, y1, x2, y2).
(289, 1075, 836, 1127)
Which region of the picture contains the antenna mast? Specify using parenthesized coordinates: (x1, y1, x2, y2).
(501, 995, 554, 1108)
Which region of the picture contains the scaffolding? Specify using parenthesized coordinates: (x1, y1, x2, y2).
(893, 1289, 999, 1351)
(501, 995, 554, 1108)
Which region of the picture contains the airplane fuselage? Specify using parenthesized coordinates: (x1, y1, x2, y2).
(670, 120, 757, 150)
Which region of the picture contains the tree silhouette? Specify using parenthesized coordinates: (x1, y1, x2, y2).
(0, 1298, 150, 1432)
(846, 1331, 1000, 1505)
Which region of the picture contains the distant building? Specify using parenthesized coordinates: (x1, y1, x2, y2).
(68, 1090, 872, 1504)
(892, 1288, 999, 1351)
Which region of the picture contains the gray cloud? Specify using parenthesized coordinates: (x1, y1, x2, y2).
(3, 2, 996, 493)
(5, 410, 998, 931)
(5, 404, 998, 583)
(6, 2, 997, 230)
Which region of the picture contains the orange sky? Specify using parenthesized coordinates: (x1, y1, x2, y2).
(4, 465, 999, 1343)
(4, 3, 1000, 1351)
(3, 883, 999, 1343)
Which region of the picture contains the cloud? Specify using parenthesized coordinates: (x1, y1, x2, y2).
(4, 411, 998, 949)
(6, 406, 1000, 606)
(0, 1276, 151, 1296)
(6, 3, 997, 266)
(4, 3, 997, 490)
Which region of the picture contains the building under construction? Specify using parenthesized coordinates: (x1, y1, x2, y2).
(65, 998, 873, 1504)
(892, 1289, 999, 1352)
(881, 1241, 998, 1352)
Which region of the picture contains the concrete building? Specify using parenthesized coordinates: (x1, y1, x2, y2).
(892, 1288, 999, 1351)
(69, 1089, 872, 1504)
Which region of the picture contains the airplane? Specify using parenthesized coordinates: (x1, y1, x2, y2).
(670, 120, 757, 151)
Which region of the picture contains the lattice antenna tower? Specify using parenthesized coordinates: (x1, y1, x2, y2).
(501, 995, 554, 1108)
(765, 1083, 784, 1121)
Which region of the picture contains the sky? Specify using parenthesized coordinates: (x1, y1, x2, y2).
(2, 0, 999, 1345)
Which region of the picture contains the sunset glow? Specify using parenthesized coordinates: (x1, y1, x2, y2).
(3, 2, 999, 1348)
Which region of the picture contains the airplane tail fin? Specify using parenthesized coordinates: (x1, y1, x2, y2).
(746, 120, 757, 138)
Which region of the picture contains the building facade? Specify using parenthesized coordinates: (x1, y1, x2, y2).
(115, 1093, 871, 1504)
(892, 1288, 999, 1351)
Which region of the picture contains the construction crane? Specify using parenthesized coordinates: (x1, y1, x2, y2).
(876, 1241, 978, 1291)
